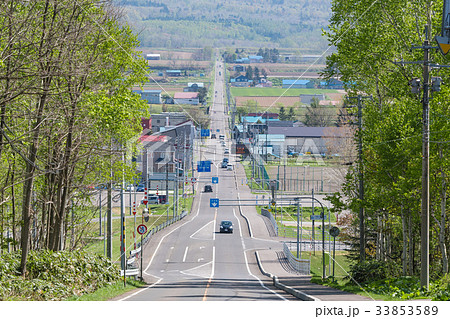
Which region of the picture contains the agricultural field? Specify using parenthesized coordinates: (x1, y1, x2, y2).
(231, 87, 341, 97)
(235, 96, 302, 108)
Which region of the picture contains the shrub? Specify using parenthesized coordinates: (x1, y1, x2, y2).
(346, 259, 388, 284)
(0, 250, 120, 300)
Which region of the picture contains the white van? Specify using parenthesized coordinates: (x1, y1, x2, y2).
(226, 164, 233, 171)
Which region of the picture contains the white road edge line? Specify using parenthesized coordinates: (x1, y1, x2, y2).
(183, 246, 189, 262)
(119, 191, 204, 301)
(234, 210, 288, 301)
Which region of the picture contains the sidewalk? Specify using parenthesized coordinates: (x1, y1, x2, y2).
(235, 164, 373, 301)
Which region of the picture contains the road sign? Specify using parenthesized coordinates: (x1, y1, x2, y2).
(212, 177, 219, 184)
(201, 129, 210, 137)
(210, 198, 219, 208)
(197, 160, 211, 172)
(330, 226, 340, 237)
(137, 224, 147, 235)
(311, 214, 323, 220)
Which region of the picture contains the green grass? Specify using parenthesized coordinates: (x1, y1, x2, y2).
(231, 87, 340, 97)
(84, 196, 193, 260)
(305, 251, 406, 301)
(66, 279, 147, 301)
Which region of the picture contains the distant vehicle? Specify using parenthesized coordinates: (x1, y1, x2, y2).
(224, 148, 229, 154)
(141, 195, 159, 205)
(227, 164, 233, 171)
(219, 134, 224, 140)
(219, 220, 233, 233)
(136, 184, 145, 192)
(222, 158, 229, 163)
(221, 161, 228, 168)
(204, 185, 213, 193)
(211, 133, 216, 139)
(219, 71, 221, 76)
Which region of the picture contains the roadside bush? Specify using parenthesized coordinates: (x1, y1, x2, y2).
(0, 250, 120, 300)
(346, 259, 388, 284)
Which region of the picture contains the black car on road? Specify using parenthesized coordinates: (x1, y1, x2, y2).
(219, 220, 233, 233)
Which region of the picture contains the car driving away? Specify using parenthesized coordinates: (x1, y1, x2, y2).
(219, 220, 233, 233)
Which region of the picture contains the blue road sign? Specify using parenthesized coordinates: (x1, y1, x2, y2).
(212, 177, 219, 184)
(197, 160, 211, 172)
(210, 198, 219, 208)
(311, 215, 323, 220)
(201, 129, 210, 137)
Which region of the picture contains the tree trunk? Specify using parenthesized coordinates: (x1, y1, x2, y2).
(439, 148, 448, 273)
(401, 206, 408, 276)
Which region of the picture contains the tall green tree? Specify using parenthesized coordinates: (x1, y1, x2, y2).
(0, 0, 148, 275)
(324, 0, 450, 278)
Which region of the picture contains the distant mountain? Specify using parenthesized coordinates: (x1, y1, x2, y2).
(115, 0, 331, 52)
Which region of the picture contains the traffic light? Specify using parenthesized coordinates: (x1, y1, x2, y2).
(432, 76, 442, 92)
(409, 78, 421, 94)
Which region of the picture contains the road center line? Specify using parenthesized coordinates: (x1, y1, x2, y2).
(183, 246, 189, 262)
(202, 246, 215, 301)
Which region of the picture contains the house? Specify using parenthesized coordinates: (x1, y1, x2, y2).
(255, 78, 273, 87)
(267, 126, 347, 155)
(247, 113, 279, 119)
(319, 79, 344, 89)
(233, 65, 246, 72)
(249, 55, 264, 63)
(230, 75, 253, 87)
(173, 92, 199, 105)
(146, 54, 161, 60)
(133, 89, 162, 104)
(166, 70, 182, 77)
(282, 79, 315, 89)
(300, 94, 325, 105)
(141, 118, 151, 131)
(151, 112, 189, 132)
(254, 134, 286, 158)
(183, 83, 204, 92)
(235, 57, 250, 64)
(139, 122, 195, 189)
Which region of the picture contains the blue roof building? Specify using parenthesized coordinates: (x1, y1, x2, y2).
(282, 79, 315, 89)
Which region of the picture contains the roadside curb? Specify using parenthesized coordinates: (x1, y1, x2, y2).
(255, 251, 320, 301)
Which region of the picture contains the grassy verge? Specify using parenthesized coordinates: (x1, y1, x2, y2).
(303, 250, 402, 301)
(66, 278, 147, 301)
(84, 196, 194, 260)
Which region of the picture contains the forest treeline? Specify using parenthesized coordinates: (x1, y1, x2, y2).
(0, 0, 147, 275)
(324, 0, 450, 284)
(114, 0, 331, 51)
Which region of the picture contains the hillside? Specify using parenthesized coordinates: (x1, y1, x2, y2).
(114, 0, 331, 52)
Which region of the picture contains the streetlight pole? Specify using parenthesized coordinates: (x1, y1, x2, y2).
(420, 25, 431, 290)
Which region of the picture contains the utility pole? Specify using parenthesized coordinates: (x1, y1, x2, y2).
(420, 25, 431, 290)
(107, 161, 113, 260)
(394, 19, 446, 288)
(346, 95, 372, 262)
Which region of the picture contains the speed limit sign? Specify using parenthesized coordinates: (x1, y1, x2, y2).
(137, 224, 148, 235)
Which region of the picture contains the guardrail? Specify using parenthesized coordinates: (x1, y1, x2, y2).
(283, 242, 310, 275)
(261, 208, 278, 235)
